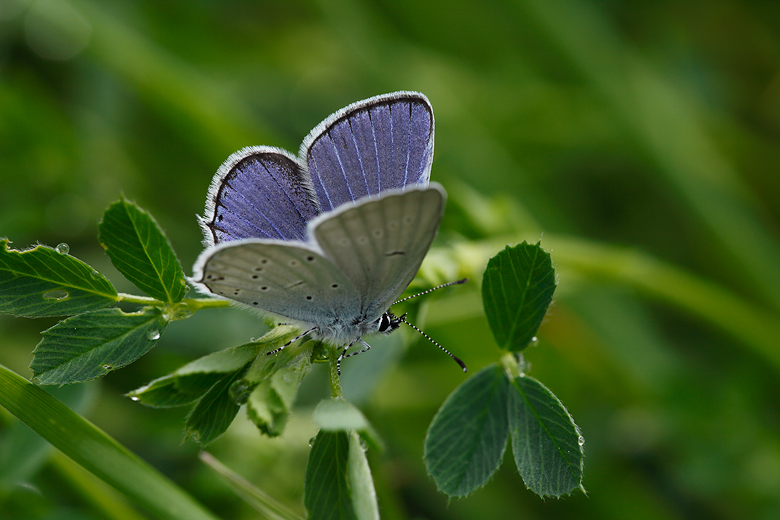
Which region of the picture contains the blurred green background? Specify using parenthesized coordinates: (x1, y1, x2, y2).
(2, 0, 780, 518)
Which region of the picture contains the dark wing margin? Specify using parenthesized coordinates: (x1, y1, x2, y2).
(301, 91, 435, 213)
(200, 146, 321, 246)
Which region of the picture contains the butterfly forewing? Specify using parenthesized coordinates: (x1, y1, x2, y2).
(194, 241, 359, 325)
(303, 92, 434, 212)
(200, 147, 320, 246)
(312, 184, 445, 319)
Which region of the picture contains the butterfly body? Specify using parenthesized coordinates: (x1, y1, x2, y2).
(191, 91, 446, 362)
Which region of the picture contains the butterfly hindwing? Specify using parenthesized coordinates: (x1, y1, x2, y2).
(200, 146, 320, 246)
(311, 184, 445, 319)
(193, 240, 359, 325)
(302, 91, 435, 212)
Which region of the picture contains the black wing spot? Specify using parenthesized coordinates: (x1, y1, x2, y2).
(331, 283, 339, 288)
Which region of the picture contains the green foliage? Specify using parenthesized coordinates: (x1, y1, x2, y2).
(0, 239, 117, 317)
(304, 430, 379, 520)
(0, 365, 218, 520)
(1, 190, 578, 517)
(425, 242, 582, 498)
(6, 2, 780, 517)
(508, 375, 584, 497)
(424, 364, 510, 496)
(31, 307, 168, 385)
(482, 242, 556, 351)
(98, 197, 187, 303)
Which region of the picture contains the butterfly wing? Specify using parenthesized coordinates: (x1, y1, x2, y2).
(200, 146, 321, 246)
(301, 91, 435, 212)
(310, 183, 445, 321)
(191, 239, 359, 326)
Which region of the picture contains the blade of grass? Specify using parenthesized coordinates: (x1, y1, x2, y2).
(199, 452, 304, 520)
(0, 364, 220, 520)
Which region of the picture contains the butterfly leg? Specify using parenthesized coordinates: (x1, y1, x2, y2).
(266, 327, 316, 356)
(343, 339, 372, 359)
(336, 338, 362, 375)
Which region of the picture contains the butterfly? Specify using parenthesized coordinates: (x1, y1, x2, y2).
(191, 91, 465, 373)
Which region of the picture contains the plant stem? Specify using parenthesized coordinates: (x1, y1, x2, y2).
(328, 350, 343, 399)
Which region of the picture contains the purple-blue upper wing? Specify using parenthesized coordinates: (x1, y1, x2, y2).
(200, 147, 321, 245)
(301, 91, 434, 212)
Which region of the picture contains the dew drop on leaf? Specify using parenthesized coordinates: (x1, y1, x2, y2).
(129, 396, 140, 402)
(43, 290, 68, 300)
(55, 243, 69, 254)
(90, 269, 100, 279)
(102, 364, 113, 370)
(146, 329, 161, 341)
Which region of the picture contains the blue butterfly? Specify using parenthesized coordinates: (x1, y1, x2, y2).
(192, 92, 464, 372)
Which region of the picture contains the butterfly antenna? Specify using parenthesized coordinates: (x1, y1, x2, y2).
(266, 326, 316, 356)
(393, 278, 468, 305)
(397, 314, 467, 372)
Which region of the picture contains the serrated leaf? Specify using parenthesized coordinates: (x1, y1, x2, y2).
(313, 398, 383, 453)
(0, 239, 117, 317)
(482, 242, 556, 351)
(246, 350, 311, 437)
(508, 375, 584, 497)
(98, 197, 186, 303)
(424, 364, 510, 497)
(185, 369, 244, 445)
(128, 343, 261, 407)
(304, 430, 357, 520)
(31, 307, 167, 385)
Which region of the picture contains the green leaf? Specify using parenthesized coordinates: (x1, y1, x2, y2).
(508, 375, 585, 497)
(482, 242, 556, 351)
(0, 365, 219, 520)
(0, 239, 117, 317)
(246, 349, 311, 437)
(424, 364, 510, 497)
(304, 430, 357, 520)
(98, 197, 186, 303)
(128, 343, 261, 407)
(31, 307, 168, 385)
(313, 398, 384, 453)
(184, 369, 244, 445)
(346, 431, 379, 520)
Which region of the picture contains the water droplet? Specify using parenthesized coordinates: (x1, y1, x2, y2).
(578, 436, 585, 446)
(308, 436, 316, 448)
(90, 269, 100, 279)
(43, 290, 69, 300)
(146, 329, 161, 341)
(55, 243, 69, 254)
(102, 364, 113, 370)
(249, 337, 257, 343)
(129, 396, 140, 402)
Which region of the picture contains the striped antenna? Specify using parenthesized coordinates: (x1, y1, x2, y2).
(393, 278, 468, 305)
